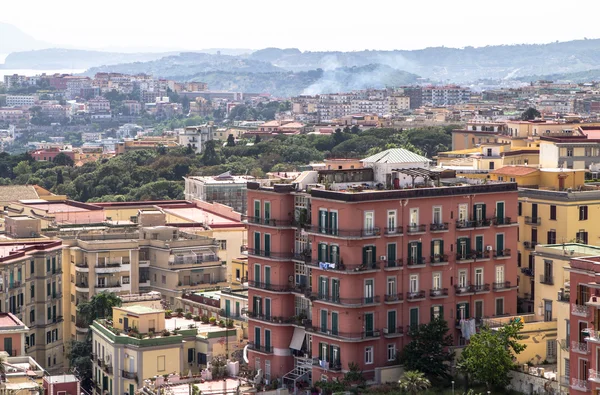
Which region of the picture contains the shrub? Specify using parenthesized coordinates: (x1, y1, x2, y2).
(226, 319, 234, 328)
(201, 315, 209, 324)
(209, 317, 217, 325)
(218, 320, 225, 327)
(193, 315, 201, 321)
(161, 329, 170, 337)
(165, 310, 173, 318)
(185, 312, 193, 319)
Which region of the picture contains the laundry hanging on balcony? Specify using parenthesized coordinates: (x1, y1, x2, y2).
(319, 262, 336, 270)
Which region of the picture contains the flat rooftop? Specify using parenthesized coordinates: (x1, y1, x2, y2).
(119, 305, 164, 315)
(539, 243, 600, 256)
(45, 374, 79, 384)
(162, 207, 241, 227)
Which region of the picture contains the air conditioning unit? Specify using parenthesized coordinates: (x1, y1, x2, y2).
(380, 255, 387, 261)
(486, 246, 493, 251)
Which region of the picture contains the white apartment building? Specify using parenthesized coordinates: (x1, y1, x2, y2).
(177, 124, 214, 154)
(6, 95, 38, 108)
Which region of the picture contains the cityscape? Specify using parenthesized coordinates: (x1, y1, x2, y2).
(4, 3, 600, 395)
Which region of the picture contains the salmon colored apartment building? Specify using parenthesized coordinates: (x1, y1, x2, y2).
(244, 175, 519, 384)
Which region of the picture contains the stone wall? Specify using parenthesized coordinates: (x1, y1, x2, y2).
(507, 370, 559, 395)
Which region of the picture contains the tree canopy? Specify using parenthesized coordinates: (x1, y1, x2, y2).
(521, 107, 541, 121)
(458, 319, 526, 390)
(402, 317, 454, 380)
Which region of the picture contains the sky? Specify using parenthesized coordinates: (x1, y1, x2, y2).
(3, 0, 600, 52)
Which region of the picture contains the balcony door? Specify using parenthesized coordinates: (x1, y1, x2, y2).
(365, 279, 374, 304)
(364, 313, 374, 336)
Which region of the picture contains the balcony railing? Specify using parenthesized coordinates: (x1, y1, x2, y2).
(406, 257, 426, 267)
(572, 340, 590, 354)
(430, 222, 449, 232)
(384, 293, 404, 302)
(473, 284, 490, 292)
(247, 311, 294, 324)
(313, 359, 342, 372)
(246, 249, 293, 260)
(572, 303, 590, 317)
(539, 274, 554, 285)
(455, 284, 490, 294)
(493, 217, 513, 226)
(384, 227, 403, 235)
(248, 342, 273, 354)
(248, 280, 292, 293)
(493, 281, 512, 290)
(430, 288, 449, 298)
(456, 253, 474, 262)
(384, 259, 403, 269)
(571, 378, 590, 391)
(523, 241, 538, 250)
(306, 259, 380, 273)
(383, 326, 404, 336)
(121, 370, 138, 381)
(589, 369, 600, 383)
(521, 267, 534, 277)
(494, 249, 511, 258)
(310, 293, 380, 306)
(456, 220, 475, 229)
(525, 216, 541, 225)
(430, 254, 449, 265)
(8, 281, 22, 290)
(308, 326, 381, 340)
(243, 216, 294, 227)
(559, 375, 570, 387)
(406, 290, 426, 301)
(406, 224, 427, 234)
(304, 225, 381, 238)
(474, 250, 491, 259)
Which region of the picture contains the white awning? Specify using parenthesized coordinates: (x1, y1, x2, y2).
(289, 327, 306, 350)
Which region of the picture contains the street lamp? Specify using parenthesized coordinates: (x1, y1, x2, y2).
(451, 381, 455, 395)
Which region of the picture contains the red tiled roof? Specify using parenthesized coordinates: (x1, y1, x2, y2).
(490, 166, 538, 176)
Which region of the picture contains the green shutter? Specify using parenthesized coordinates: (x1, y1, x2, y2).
(372, 246, 376, 263)
(265, 330, 271, 350)
(264, 234, 270, 255)
(472, 205, 478, 221)
(466, 238, 471, 255)
(482, 204, 487, 220)
(387, 244, 396, 263)
(254, 201, 260, 219)
(329, 212, 337, 235)
(331, 312, 338, 335)
(410, 308, 419, 328)
(320, 310, 327, 331)
(254, 232, 260, 252)
(318, 277, 323, 295)
(363, 246, 368, 265)
(188, 348, 194, 363)
(431, 306, 435, 321)
(440, 240, 444, 255)
(497, 202, 505, 220)
(417, 242, 422, 261)
(318, 243, 324, 262)
(254, 264, 260, 283)
(430, 240, 435, 258)
(318, 343, 324, 360)
(475, 236, 483, 252)
(496, 234, 504, 252)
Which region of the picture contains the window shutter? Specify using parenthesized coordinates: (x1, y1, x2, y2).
(407, 243, 412, 260)
(431, 306, 435, 321)
(482, 204, 487, 220)
(318, 243, 324, 262)
(440, 240, 444, 255)
(430, 240, 435, 258)
(465, 303, 470, 319)
(472, 205, 477, 221)
(373, 246, 376, 262)
(363, 246, 368, 265)
(439, 306, 444, 320)
(465, 238, 471, 255)
(417, 242, 422, 260)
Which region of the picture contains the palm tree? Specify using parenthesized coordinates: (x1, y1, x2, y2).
(398, 370, 431, 395)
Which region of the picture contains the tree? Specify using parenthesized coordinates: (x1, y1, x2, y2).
(201, 140, 221, 166)
(77, 292, 122, 327)
(53, 152, 74, 167)
(402, 317, 454, 380)
(521, 107, 541, 121)
(226, 134, 236, 147)
(68, 340, 93, 390)
(55, 169, 64, 186)
(254, 134, 262, 144)
(458, 319, 526, 390)
(398, 370, 431, 395)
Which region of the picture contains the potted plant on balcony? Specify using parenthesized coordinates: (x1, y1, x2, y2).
(185, 312, 193, 319)
(201, 315, 209, 324)
(193, 315, 201, 322)
(218, 320, 225, 328)
(165, 310, 173, 319)
(209, 317, 217, 326)
(175, 308, 184, 317)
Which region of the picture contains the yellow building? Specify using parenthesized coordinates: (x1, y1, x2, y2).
(489, 166, 585, 189)
(437, 144, 539, 172)
(518, 182, 600, 312)
(90, 305, 240, 395)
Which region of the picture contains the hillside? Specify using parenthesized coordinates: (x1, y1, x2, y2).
(517, 68, 600, 83)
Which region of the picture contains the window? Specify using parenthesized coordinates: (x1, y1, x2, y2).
(387, 210, 397, 233)
(433, 206, 442, 224)
(364, 279, 374, 303)
(364, 211, 374, 234)
(579, 205, 588, 221)
(122, 276, 130, 285)
(387, 344, 396, 361)
(157, 356, 166, 371)
(495, 265, 504, 285)
(365, 347, 373, 364)
(544, 300, 553, 322)
(217, 240, 227, 250)
(432, 272, 441, 290)
(547, 230, 556, 244)
(475, 300, 483, 319)
(431, 305, 442, 320)
(161, 275, 166, 284)
(518, 202, 522, 216)
(318, 209, 328, 233)
(409, 307, 419, 329)
(567, 148, 573, 157)
(458, 270, 467, 287)
(510, 177, 515, 182)
(495, 298, 504, 315)
(264, 201, 271, 222)
(409, 274, 419, 293)
(474, 268, 483, 286)
(46, 259, 50, 272)
(254, 200, 261, 220)
(387, 277, 396, 296)
(30, 260, 34, 274)
(545, 340, 557, 361)
(577, 230, 588, 244)
(550, 205, 556, 220)
(409, 208, 419, 226)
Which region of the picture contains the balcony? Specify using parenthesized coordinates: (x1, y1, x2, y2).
(430, 254, 449, 266)
(494, 249, 511, 259)
(75, 283, 90, 293)
(493, 217, 513, 226)
(406, 257, 426, 268)
(246, 249, 293, 261)
(493, 281, 512, 291)
(384, 227, 403, 236)
(96, 282, 121, 289)
(474, 250, 491, 260)
(248, 280, 292, 293)
(523, 241, 538, 250)
(243, 216, 295, 228)
(308, 326, 381, 341)
(473, 284, 490, 293)
(539, 274, 553, 285)
(74, 263, 89, 273)
(456, 253, 474, 263)
(406, 224, 427, 234)
(304, 225, 381, 239)
(95, 262, 123, 274)
(384, 259, 403, 270)
(589, 369, 600, 384)
(384, 293, 404, 303)
(430, 288, 449, 298)
(571, 378, 590, 392)
(586, 295, 600, 307)
(572, 303, 590, 317)
(559, 376, 570, 387)
(406, 290, 426, 301)
(310, 293, 380, 307)
(521, 267, 534, 277)
(306, 259, 380, 273)
(456, 220, 475, 229)
(8, 281, 22, 290)
(247, 311, 294, 325)
(429, 222, 449, 232)
(313, 358, 342, 372)
(524, 216, 541, 225)
(585, 328, 600, 343)
(572, 340, 590, 354)
(122, 370, 138, 381)
(383, 326, 404, 338)
(247, 342, 273, 354)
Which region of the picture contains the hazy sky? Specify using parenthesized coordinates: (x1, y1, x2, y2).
(3, 0, 600, 52)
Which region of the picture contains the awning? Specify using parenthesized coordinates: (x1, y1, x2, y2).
(289, 327, 306, 350)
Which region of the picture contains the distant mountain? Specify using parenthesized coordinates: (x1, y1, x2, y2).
(84, 52, 284, 77)
(517, 68, 600, 83)
(0, 22, 51, 54)
(1, 48, 180, 70)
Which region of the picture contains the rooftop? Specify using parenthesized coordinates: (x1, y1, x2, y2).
(0, 313, 28, 331)
(490, 166, 539, 176)
(118, 305, 164, 315)
(537, 243, 600, 256)
(0, 185, 45, 203)
(185, 171, 254, 184)
(44, 374, 79, 384)
(361, 148, 431, 164)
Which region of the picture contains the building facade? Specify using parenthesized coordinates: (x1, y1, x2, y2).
(245, 180, 519, 384)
